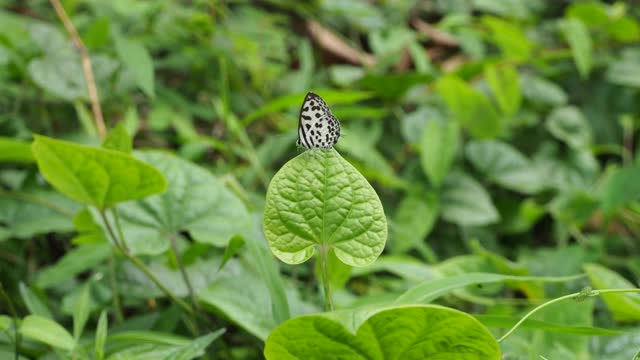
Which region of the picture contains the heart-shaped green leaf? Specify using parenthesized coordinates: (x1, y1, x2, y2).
(31, 135, 166, 210)
(263, 149, 387, 266)
(264, 305, 501, 359)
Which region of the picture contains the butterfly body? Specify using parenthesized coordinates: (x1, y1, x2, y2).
(296, 92, 341, 149)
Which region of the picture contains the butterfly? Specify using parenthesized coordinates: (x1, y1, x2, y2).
(296, 92, 341, 149)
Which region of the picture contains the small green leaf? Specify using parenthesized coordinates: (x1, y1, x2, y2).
(546, 106, 592, 149)
(485, 64, 521, 117)
(549, 190, 598, 227)
(419, 118, 459, 187)
(520, 74, 568, 106)
(482, 16, 532, 60)
(102, 123, 133, 154)
(436, 75, 502, 139)
(35, 243, 111, 288)
(0, 137, 34, 163)
(391, 191, 438, 253)
(19, 283, 52, 318)
(606, 48, 640, 88)
(19, 315, 76, 351)
(599, 165, 640, 215)
(265, 305, 501, 359)
(584, 263, 640, 322)
(440, 172, 499, 227)
(263, 148, 387, 266)
(114, 37, 155, 98)
(73, 285, 91, 340)
(95, 310, 108, 360)
(218, 236, 245, 271)
(560, 18, 593, 77)
(0, 315, 11, 331)
(466, 140, 544, 194)
(31, 135, 167, 209)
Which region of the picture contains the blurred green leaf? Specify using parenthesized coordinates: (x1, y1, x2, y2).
(436, 75, 501, 139)
(19, 283, 52, 318)
(520, 74, 568, 106)
(19, 315, 76, 350)
(35, 243, 110, 288)
(584, 263, 640, 322)
(31, 135, 167, 209)
(549, 190, 598, 227)
(606, 48, 640, 88)
(485, 64, 521, 117)
(599, 164, 640, 215)
(560, 18, 593, 78)
(440, 171, 499, 227)
(420, 119, 459, 188)
(102, 123, 133, 154)
(72, 284, 90, 340)
(546, 106, 592, 149)
(466, 140, 544, 194)
(359, 73, 431, 100)
(114, 37, 155, 98)
(263, 149, 387, 266)
(95, 310, 108, 360)
(218, 235, 245, 271)
(475, 314, 623, 336)
(482, 16, 532, 60)
(391, 191, 439, 253)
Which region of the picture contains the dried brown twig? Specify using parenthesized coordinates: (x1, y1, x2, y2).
(411, 18, 459, 47)
(49, 0, 106, 140)
(305, 20, 376, 67)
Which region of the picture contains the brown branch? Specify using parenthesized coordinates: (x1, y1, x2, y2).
(49, 0, 106, 140)
(305, 20, 376, 67)
(411, 18, 459, 47)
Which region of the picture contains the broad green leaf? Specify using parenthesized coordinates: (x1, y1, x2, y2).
(560, 18, 593, 77)
(584, 263, 640, 322)
(0, 137, 34, 163)
(520, 74, 568, 106)
(263, 148, 387, 266)
(95, 310, 108, 360)
(73, 285, 91, 340)
(0, 189, 77, 242)
(28, 53, 86, 100)
(35, 243, 111, 288)
(567, 2, 609, 27)
(436, 75, 501, 139)
(608, 17, 640, 43)
(484, 64, 521, 117)
(546, 106, 592, 149)
(419, 118, 459, 187)
(19, 283, 52, 318)
(265, 305, 500, 359)
(440, 172, 499, 226)
(390, 191, 438, 253)
(606, 48, 640, 88)
(352, 255, 435, 283)
(359, 73, 432, 100)
(102, 123, 133, 154)
(218, 235, 245, 271)
(31, 135, 167, 209)
(482, 16, 532, 60)
(116, 151, 251, 255)
(114, 37, 155, 98)
(475, 314, 622, 336)
(599, 164, 640, 215)
(199, 259, 317, 340)
(19, 315, 76, 351)
(549, 190, 598, 227)
(466, 140, 544, 194)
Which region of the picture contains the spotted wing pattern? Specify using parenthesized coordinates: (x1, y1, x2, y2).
(296, 92, 341, 149)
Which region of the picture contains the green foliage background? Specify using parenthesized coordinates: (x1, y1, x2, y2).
(2, 0, 640, 359)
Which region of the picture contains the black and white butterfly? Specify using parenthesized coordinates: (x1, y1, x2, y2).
(296, 92, 341, 149)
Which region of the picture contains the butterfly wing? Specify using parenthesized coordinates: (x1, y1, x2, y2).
(297, 92, 340, 149)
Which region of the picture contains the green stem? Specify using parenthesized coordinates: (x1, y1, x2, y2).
(112, 207, 129, 252)
(498, 288, 640, 343)
(108, 252, 124, 323)
(0, 282, 21, 360)
(169, 234, 199, 312)
(319, 246, 334, 311)
(99, 210, 194, 316)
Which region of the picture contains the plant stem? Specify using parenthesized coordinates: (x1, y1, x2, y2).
(108, 252, 124, 323)
(0, 282, 21, 360)
(498, 288, 640, 343)
(49, 0, 106, 140)
(169, 234, 199, 311)
(99, 210, 194, 316)
(318, 246, 334, 311)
